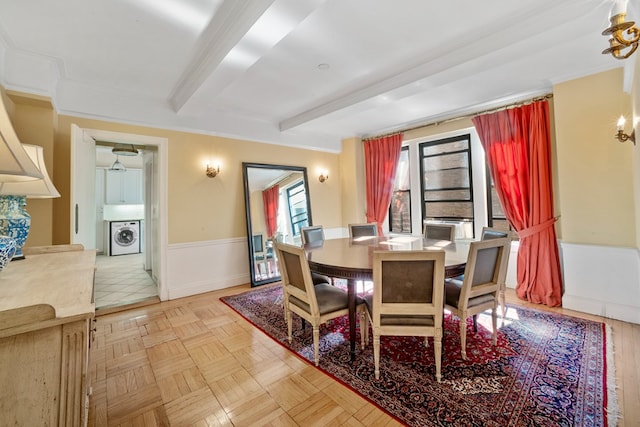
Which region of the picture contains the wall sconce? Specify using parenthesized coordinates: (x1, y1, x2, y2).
(616, 115, 636, 145)
(602, 0, 639, 59)
(318, 170, 329, 183)
(206, 164, 220, 178)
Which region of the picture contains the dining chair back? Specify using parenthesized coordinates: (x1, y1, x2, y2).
(480, 226, 514, 241)
(444, 237, 510, 360)
(423, 223, 456, 241)
(480, 226, 515, 315)
(364, 249, 445, 381)
(348, 223, 378, 238)
(300, 225, 325, 245)
(275, 242, 365, 366)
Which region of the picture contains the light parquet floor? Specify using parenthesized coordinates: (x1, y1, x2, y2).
(88, 285, 640, 427)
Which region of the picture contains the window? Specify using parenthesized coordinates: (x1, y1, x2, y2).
(419, 134, 473, 237)
(287, 181, 309, 237)
(389, 146, 411, 233)
(486, 167, 515, 235)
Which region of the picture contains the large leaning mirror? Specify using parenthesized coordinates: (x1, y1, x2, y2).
(242, 162, 313, 287)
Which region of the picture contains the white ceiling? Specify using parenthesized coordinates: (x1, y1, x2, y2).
(0, 0, 629, 153)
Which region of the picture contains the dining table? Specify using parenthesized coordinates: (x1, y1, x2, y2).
(304, 235, 470, 361)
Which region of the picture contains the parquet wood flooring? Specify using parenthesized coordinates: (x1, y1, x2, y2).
(88, 284, 639, 426)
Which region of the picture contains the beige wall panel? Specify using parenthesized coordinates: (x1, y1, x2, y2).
(554, 68, 636, 247)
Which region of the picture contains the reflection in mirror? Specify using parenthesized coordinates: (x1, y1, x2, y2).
(242, 163, 312, 286)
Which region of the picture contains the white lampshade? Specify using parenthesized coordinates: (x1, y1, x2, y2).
(0, 94, 43, 182)
(0, 144, 60, 198)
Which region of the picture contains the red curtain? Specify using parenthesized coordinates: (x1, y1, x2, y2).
(472, 100, 563, 307)
(364, 134, 403, 235)
(262, 185, 279, 238)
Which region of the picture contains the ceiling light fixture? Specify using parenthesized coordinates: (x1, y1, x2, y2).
(110, 155, 127, 172)
(112, 143, 139, 156)
(602, 0, 639, 59)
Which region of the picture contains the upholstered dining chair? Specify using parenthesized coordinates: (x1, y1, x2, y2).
(423, 223, 456, 241)
(275, 242, 366, 366)
(480, 226, 515, 315)
(444, 237, 511, 360)
(348, 223, 378, 239)
(363, 250, 446, 382)
(348, 223, 378, 294)
(300, 225, 332, 285)
(480, 226, 515, 241)
(301, 225, 325, 245)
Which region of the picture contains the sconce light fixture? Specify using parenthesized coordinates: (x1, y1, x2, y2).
(206, 164, 220, 178)
(616, 115, 636, 145)
(602, 0, 640, 59)
(318, 170, 329, 183)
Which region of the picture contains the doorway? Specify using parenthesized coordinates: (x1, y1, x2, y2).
(94, 144, 155, 309)
(70, 126, 168, 309)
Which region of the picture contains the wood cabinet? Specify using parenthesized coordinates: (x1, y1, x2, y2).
(105, 168, 143, 204)
(0, 250, 96, 426)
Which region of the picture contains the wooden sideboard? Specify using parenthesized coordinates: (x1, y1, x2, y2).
(0, 250, 96, 426)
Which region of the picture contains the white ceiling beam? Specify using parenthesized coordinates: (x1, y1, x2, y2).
(169, 0, 275, 112)
(278, 0, 597, 132)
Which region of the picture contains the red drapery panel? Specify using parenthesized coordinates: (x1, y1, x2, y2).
(364, 134, 403, 235)
(472, 100, 563, 307)
(262, 185, 279, 238)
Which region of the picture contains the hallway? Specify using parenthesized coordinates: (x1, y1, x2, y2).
(94, 253, 158, 310)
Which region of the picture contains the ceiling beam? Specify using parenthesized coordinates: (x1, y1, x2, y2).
(169, 0, 275, 112)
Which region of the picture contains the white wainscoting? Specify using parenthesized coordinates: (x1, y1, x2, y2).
(167, 237, 251, 300)
(560, 242, 640, 324)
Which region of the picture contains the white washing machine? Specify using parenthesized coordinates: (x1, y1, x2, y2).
(110, 221, 141, 256)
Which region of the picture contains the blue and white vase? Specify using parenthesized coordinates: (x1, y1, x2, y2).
(0, 195, 30, 259)
(0, 235, 17, 271)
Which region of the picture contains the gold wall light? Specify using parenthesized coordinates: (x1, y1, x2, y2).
(602, 0, 640, 59)
(206, 163, 220, 178)
(616, 115, 636, 144)
(318, 170, 329, 183)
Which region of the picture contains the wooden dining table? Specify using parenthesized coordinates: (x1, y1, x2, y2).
(304, 235, 470, 361)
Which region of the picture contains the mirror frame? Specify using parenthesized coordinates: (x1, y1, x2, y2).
(242, 162, 313, 287)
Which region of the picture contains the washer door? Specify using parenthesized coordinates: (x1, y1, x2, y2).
(114, 227, 137, 246)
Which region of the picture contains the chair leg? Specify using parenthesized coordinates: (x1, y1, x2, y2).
(472, 315, 478, 332)
(373, 331, 381, 380)
(491, 307, 498, 346)
(499, 284, 506, 318)
(359, 309, 367, 349)
(434, 328, 442, 382)
(460, 316, 468, 360)
(313, 326, 320, 366)
(286, 311, 293, 344)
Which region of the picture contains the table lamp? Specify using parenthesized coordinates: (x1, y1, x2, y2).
(0, 144, 60, 259)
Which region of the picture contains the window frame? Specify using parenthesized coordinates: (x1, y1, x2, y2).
(418, 134, 475, 226)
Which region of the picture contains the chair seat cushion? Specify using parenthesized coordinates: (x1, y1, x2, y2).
(444, 279, 495, 308)
(363, 294, 435, 326)
(311, 272, 331, 286)
(290, 283, 351, 315)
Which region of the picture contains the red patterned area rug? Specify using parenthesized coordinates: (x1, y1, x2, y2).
(220, 285, 618, 427)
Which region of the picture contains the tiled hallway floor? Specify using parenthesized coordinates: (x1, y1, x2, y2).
(94, 253, 158, 310)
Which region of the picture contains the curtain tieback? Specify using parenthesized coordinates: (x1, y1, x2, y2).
(517, 216, 558, 239)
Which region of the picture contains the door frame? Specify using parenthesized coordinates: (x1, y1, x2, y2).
(71, 126, 169, 301)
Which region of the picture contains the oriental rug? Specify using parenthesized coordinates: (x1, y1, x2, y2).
(220, 285, 618, 427)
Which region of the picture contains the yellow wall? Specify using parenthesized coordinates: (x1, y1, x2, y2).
(554, 68, 636, 247)
(6, 67, 639, 251)
(4, 91, 56, 247)
(340, 137, 366, 224)
(48, 115, 341, 245)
